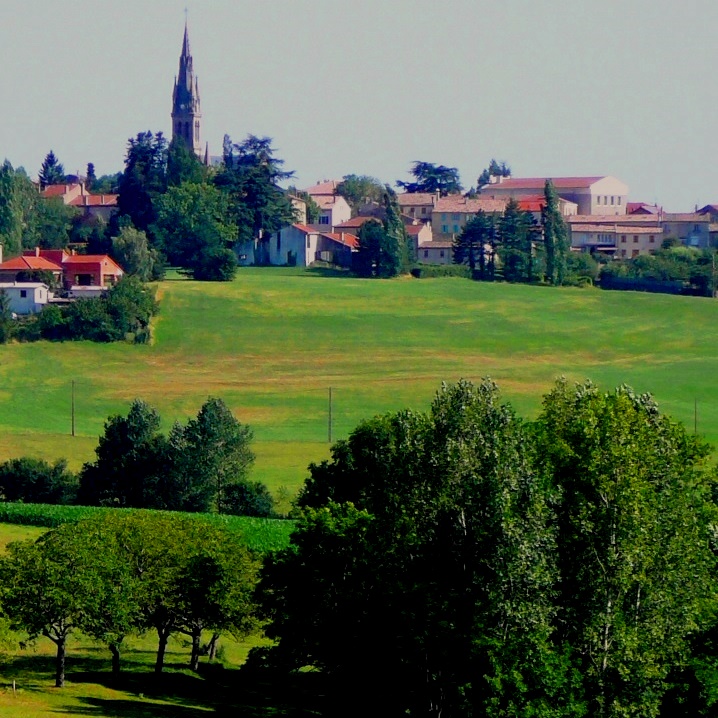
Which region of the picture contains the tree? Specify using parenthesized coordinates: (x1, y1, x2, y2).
(453, 210, 496, 279)
(117, 131, 168, 233)
(354, 218, 400, 278)
(336, 174, 385, 214)
(191, 246, 237, 281)
(32, 197, 78, 249)
(77, 399, 165, 507)
(85, 162, 97, 192)
(476, 158, 511, 192)
(152, 181, 235, 271)
(262, 380, 563, 717)
(38, 150, 66, 189)
(0, 289, 12, 343)
(0, 457, 76, 504)
(0, 531, 96, 687)
(111, 226, 159, 281)
(214, 134, 297, 246)
(397, 161, 463, 196)
(542, 179, 570, 285)
(497, 197, 534, 282)
(537, 380, 717, 718)
(167, 136, 208, 187)
(382, 185, 412, 271)
(183, 397, 255, 514)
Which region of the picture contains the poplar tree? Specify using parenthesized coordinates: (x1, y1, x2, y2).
(542, 179, 569, 285)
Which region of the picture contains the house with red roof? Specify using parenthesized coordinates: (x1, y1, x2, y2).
(0, 253, 63, 284)
(397, 192, 438, 223)
(17, 248, 124, 289)
(40, 183, 118, 221)
(482, 176, 628, 216)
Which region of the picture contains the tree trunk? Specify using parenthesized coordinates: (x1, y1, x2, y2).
(207, 633, 220, 662)
(55, 636, 66, 688)
(155, 626, 170, 675)
(109, 642, 121, 676)
(190, 630, 201, 672)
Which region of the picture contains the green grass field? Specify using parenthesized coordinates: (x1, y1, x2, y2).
(2, 267, 718, 505)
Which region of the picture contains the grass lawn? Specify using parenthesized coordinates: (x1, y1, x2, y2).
(1, 267, 718, 506)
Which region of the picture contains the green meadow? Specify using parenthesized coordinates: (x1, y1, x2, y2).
(1, 266, 718, 505)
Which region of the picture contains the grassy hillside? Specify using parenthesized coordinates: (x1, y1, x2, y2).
(1, 267, 718, 502)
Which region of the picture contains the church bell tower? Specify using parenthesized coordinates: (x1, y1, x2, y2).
(172, 21, 203, 157)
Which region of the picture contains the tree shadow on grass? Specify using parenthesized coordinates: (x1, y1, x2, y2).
(303, 266, 352, 279)
(4, 653, 329, 716)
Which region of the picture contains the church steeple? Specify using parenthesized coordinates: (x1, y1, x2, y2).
(172, 20, 202, 157)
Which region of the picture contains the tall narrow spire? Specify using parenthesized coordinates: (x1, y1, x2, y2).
(171, 19, 202, 157)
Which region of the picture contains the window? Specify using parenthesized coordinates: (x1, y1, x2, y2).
(20, 290, 26, 298)
(633, 235, 639, 243)
(618, 197, 622, 205)
(440, 250, 445, 258)
(649, 235, 655, 243)
(597, 196, 602, 205)
(421, 207, 427, 215)
(610, 196, 615, 205)
(442, 224, 448, 233)
(452, 213, 460, 220)
(319, 215, 330, 225)
(694, 224, 701, 232)
(424, 250, 429, 258)
(453, 224, 460, 233)
(632, 249, 639, 258)
(620, 235, 626, 243)
(306, 236, 310, 248)
(442, 213, 447, 221)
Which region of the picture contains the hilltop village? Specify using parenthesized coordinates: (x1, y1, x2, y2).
(0, 20, 715, 323)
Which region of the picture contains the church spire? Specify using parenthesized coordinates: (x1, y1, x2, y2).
(171, 19, 202, 157)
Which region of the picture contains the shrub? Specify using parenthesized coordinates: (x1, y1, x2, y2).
(0, 458, 77, 504)
(192, 247, 238, 281)
(410, 264, 471, 279)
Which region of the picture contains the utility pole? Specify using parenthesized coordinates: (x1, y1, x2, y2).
(328, 387, 333, 443)
(71, 380, 75, 437)
(695, 398, 698, 435)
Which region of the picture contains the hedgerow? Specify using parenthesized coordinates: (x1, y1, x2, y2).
(0, 503, 293, 553)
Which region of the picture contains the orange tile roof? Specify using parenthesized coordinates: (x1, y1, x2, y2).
(0, 256, 63, 271)
(434, 196, 507, 213)
(406, 224, 427, 235)
(292, 223, 315, 234)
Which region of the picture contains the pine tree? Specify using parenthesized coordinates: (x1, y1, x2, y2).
(85, 163, 97, 192)
(497, 197, 533, 282)
(39, 150, 66, 189)
(382, 185, 412, 271)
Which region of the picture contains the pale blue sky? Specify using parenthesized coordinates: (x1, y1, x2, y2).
(1, 0, 715, 210)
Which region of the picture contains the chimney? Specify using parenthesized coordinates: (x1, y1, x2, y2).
(35, 247, 40, 257)
(0, 243, 3, 265)
(341, 232, 345, 244)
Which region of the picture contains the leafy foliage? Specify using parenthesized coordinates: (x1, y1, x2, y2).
(397, 161, 463, 196)
(0, 458, 77, 504)
(354, 218, 400, 278)
(336, 174, 385, 214)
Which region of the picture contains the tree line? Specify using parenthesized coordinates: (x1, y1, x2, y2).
(2, 378, 718, 715)
(0, 397, 274, 517)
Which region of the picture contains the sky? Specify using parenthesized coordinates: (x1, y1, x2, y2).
(1, 0, 716, 211)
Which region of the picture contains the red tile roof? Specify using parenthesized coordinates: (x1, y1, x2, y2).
(568, 214, 660, 225)
(397, 192, 436, 206)
(0, 256, 63, 271)
(68, 194, 118, 207)
(40, 183, 82, 198)
(434, 196, 507, 213)
(571, 224, 662, 234)
(406, 224, 427, 235)
(487, 176, 606, 190)
(320, 232, 359, 249)
(303, 180, 341, 197)
(63, 255, 124, 272)
(334, 216, 377, 230)
(23, 249, 69, 265)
